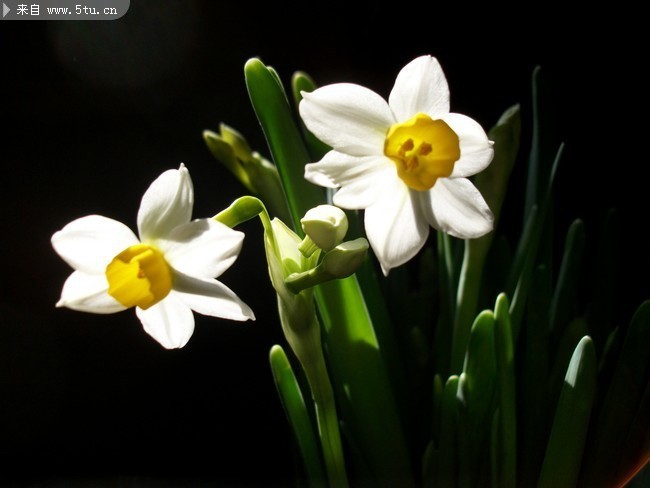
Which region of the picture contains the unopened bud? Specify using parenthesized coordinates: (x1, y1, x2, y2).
(300, 205, 348, 253)
(321, 238, 369, 279)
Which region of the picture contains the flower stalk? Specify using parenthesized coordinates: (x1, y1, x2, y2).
(216, 196, 349, 487)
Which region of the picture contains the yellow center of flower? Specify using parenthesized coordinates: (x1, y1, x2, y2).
(105, 244, 173, 310)
(384, 113, 460, 191)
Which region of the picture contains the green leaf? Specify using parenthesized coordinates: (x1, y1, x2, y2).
(580, 301, 650, 488)
(456, 373, 471, 488)
(586, 208, 619, 354)
(291, 71, 331, 161)
(519, 265, 551, 487)
(436, 232, 456, 378)
(476, 104, 522, 227)
(524, 66, 557, 221)
(462, 310, 497, 488)
(450, 105, 520, 374)
(537, 336, 597, 488)
(548, 317, 589, 415)
(508, 143, 564, 343)
(245, 58, 324, 230)
(269, 345, 326, 487)
(433, 373, 444, 445)
(615, 382, 650, 487)
(490, 408, 500, 488)
(314, 278, 413, 487)
(246, 58, 411, 485)
(494, 293, 516, 488)
(422, 441, 438, 488)
(436, 375, 460, 488)
(549, 219, 586, 338)
(597, 326, 620, 388)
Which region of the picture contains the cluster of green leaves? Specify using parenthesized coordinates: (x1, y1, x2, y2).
(207, 60, 649, 487)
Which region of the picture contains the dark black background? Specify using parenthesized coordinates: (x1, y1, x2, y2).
(1, 1, 647, 486)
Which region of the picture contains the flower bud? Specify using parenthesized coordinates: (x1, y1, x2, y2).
(321, 238, 369, 279)
(300, 205, 348, 253)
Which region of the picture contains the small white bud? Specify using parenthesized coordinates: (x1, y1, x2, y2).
(300, 205, 348, 252)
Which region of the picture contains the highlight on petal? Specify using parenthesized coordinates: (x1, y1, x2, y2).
(173, 272, 255, 322)
(159, 219, 244, 279)
(420, 177, 494, 239)
(389, 55, 450, 121)
(299, 83, 395, 156)
(363, 178, 429, 275)
(51, 215, 139, 274)
(136, 293, 194, 349)
(56, 271, 127, 314)
(332, 163, 396, 209)
(442, 113, 494, 178)
(305, 150, 396, 209)
(138, 164, 194, 242)
(305, 150, 389, 189)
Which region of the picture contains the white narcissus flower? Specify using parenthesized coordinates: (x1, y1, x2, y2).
(51, 164, 255, 349)
(299, 55, 495, 275)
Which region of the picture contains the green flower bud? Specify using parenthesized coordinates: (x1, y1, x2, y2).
(204, 124, 291, 223)
(320, 238, 369, 279)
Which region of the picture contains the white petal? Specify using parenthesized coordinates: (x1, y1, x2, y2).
(420, 178, 494, 239)
(56, 271, 126, 314)
(138, 164, 193, 242)
(299, 84, 395, 156)
(364, 178, 429, 275)
(333, 164, 397, 209)
(173, 272, 255, 322)
(51, 215, 139, 274)
(305, 150, 390, 188)
(442, 113, 494, 178)
(305, 150, 396, 208)
(158, 219, 244, 279)
(136, 293, 194, 349)
(389, 55, 450, 121)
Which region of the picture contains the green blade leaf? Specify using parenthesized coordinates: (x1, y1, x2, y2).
(476, 103, 522, 227)
(422, 441, 438, 488)
(246, 58, 411, 485)
(314, 278, 414, 486)
(519, 265, 551, 487)
(508, 143, 564, 343)
(433, 373, 444, 445)
(245, 58, 324, 230)
(615, 382, 650, 487)
(451, 102, 520, 375)
(436, 375, 460, 488)
(580, 301, 650, 487)
(549, 219, 586, 339)
(537, 336, 597, 488)
(494, 293, 517, 488)
(548, 317, 589, 417)
(436, 231, 456, 378)
(291, 71, 331, 161)
(586, 208, 620, 354)
(524, 66, 557, 221)
(490, 408, 501, 488)
(463, 310, 497, 488)
(456, 373, 471, 488)
(269, 345, 326, 486)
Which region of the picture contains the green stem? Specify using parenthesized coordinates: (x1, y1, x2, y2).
(302, 343, 349, 488)
(214, 195, 273, 235)
(451, 241, 485, 373)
